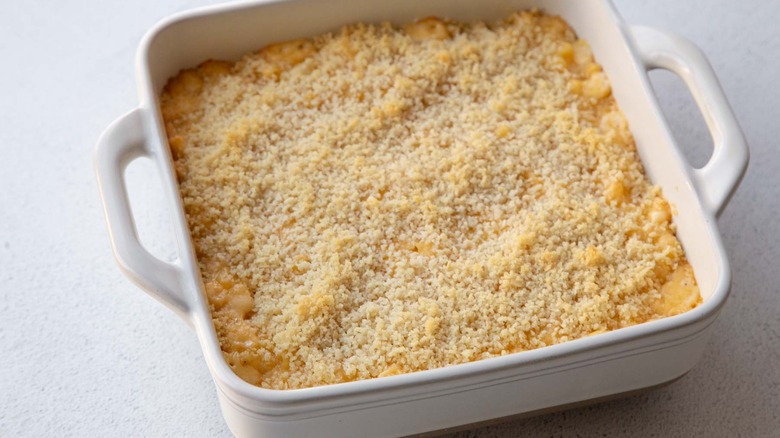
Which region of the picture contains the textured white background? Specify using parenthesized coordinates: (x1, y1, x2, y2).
(1, 1, 778, 436)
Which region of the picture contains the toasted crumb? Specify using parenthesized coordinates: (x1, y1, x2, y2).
(160, 11, 700, 390)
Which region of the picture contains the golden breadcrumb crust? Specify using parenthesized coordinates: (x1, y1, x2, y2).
(160, 11, 701, 389)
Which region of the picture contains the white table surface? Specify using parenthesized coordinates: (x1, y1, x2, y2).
(1, 1, 778, 436)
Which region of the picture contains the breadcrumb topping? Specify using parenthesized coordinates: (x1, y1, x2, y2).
(160, 11, 700, 390)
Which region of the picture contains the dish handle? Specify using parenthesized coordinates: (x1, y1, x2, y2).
(630, 25, 749, 217)
(94, 108, 191, 323)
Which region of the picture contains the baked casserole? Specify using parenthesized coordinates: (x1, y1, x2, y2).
(160, 11, 701, 390)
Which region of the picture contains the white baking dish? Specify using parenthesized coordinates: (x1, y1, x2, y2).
(94, 0, 748, 436)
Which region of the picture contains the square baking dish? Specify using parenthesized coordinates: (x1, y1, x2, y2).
(94, 0, 748, 436)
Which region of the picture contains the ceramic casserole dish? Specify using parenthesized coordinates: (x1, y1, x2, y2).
(94, 0, 748, 436)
